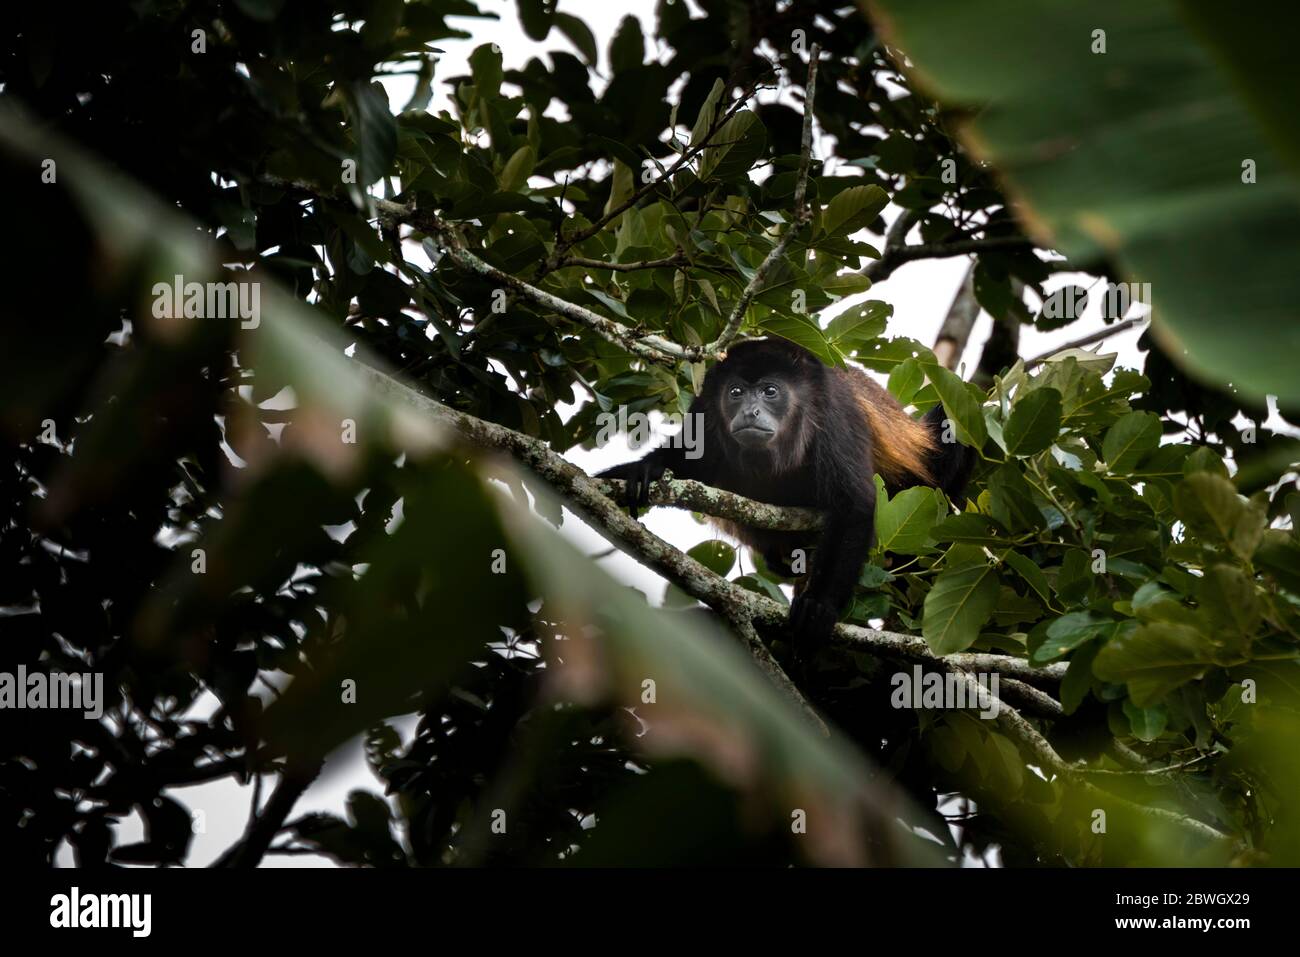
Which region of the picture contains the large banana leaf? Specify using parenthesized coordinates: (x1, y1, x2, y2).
(869, 0, 1300, 403)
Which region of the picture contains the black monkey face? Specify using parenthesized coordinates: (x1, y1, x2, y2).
(721, 375, 794, 448)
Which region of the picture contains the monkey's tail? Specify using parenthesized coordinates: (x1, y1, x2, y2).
(921, 404, 977, 501)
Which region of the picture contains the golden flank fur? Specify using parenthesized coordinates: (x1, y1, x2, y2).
(841, 368, 934, 486)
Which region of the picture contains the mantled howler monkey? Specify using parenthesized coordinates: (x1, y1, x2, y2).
(599, 337, 974, 655)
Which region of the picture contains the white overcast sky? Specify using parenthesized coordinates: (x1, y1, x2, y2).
(72, 0, 1176, 868)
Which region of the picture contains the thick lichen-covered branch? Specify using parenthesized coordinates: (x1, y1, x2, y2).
(595, 475, 823, 530)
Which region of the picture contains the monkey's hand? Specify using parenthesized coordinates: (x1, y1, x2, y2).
(596, 459, 668, 519)
(788, 592, 838, 666)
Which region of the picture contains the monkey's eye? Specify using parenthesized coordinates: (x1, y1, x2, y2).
(728, 386, 744, 399)
(761, 384, 779, 398)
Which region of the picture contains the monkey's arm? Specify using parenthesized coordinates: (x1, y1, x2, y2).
(788, 457, 877, 652)
(595, 403, 706, 517)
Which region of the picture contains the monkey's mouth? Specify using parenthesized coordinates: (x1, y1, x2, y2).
(732, 425, 776, 447)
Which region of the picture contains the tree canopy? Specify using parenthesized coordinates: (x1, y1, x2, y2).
(3, 0, 1299, 868)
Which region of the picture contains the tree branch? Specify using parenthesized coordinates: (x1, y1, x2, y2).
(944, 669, 1232, 844)
(862, 233, 1032, 284)
(1024, 317, 1146, 370)
(932, 263, 979, 371)
(791, 44, 820, 223)
(702, 44, 820, 355)
(554, 251, 689, 273)
(212, 759, 323, 868)
(596, 475, 823, 530)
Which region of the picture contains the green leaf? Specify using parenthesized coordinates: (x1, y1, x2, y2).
(930, 513, 1007, 546)
(822, 273, 875, 301)
(849, 591, 891, 622)
(554, 12, 599, 65)
(986, 465, 1044, 533)
(922, 562, 1000, 655)
(885, 357, 923, 406)
(859, 564, 895, 588)
(821, 185, 888, 237)
(1003, 387, 1061, 456)
(499, 145, 536, 192)
(698, 110, 766, 182)
(1033, 612, 1125, 664)
(1122, 699, 1168, 742)
(734, 574, 788, 604)
(609, 15, 645, 73)
(988, 733, 1024, 794)
(688, 539, 737, 576)
(360, 0, 404, 48)
(825, 300, 890, 344)
(1060, 640, 1101, 715)
(875, 484, 942, 554)
(348, 82, 397, 187)
(1256, 530, 1300, 593)
(760, 316, 836, 365)
(1102, 411, 1161, 473)
(855, 337, 936, 373)
(467, 43, 503, 99)
(1174, 472, 1267, 560)
(924, 363, 987, 448)
(1003, 550, 1052, 607)
(871, 0, 1300, 403)
(1093, 622, 1216, 707)
(516, 0, 557, 42)
(689, 78, 726, 148)
(1198, 564, 1261, 646)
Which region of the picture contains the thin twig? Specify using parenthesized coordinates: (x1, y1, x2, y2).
(701, 44, 819, 354)
(1024, 317, 1146, 370)
(555, 72, 772, 255)
(945, 669, 1232, 844)
(791, 43, 820, 222)
(1076, 752, 1217, 777)
(555, 251, 688, 273)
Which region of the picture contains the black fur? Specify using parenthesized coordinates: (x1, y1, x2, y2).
(920, 403, 977, 500)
